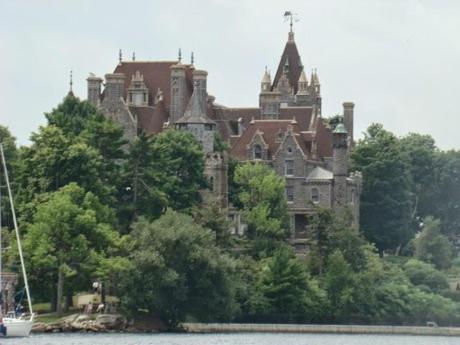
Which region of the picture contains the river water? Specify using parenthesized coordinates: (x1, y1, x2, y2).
(1, 333, 459, 345)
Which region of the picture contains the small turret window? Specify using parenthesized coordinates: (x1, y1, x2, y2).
(311, 188, 320, 203)
(287, 147, 293, 154)
(254, 144, 262, 159)
(205, 124, 213, 131)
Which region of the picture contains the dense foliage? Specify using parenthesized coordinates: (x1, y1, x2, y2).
(2, 97, 460, 327)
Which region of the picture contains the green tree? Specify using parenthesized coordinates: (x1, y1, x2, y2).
(233, 163, 289, 256)
(150, 129, 206, 212)
(403, 259, 449, 293)
(192, 201, 232, 247)
(432, 150, 460, 237)
(18, 96, 126, 210)
(322, 250, 355, 320)
(399, 133, 437, 223)
(24, 183, 120, 315)
(351, 123, 413, 254)
(415, 217, 453, 270)
(0, 125, 18, 230)
(118, 133, 167, 226)
(120, 210, 238, 326)
(255, 246, 326, 322)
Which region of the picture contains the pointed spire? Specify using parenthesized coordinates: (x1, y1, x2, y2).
(119, 49, 122, 64)
(313, 68, 320, 85)
(67, 70, 75, 97)
(298, 69, 307, 83)
(69, 70, 73, 92)
(132, 51, 136, 61)
(191, 51, 194, 65)
(284, 11, 298, 42)
(178, 48, 182, 64)
(175, 84, 215, 125)
(262, 66, 271, 83)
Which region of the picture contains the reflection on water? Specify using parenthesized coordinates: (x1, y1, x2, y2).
(1, 333, 460, 345)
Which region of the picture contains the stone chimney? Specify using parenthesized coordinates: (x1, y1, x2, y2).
(192, 69, 208, 112)
(103, 73, 125, 111)
(87, 74, 103, 106)
(332, 123, 348, 211)
(170, 64, 187, 124)
(343, 102, 355, 146)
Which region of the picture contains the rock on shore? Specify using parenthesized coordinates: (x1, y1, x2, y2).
(32, 313, 127, 333)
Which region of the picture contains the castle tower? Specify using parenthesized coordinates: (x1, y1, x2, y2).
(259, 69, 280, 119)
(175, 79, 216, 154)
(87, 73, 103, 106)
(170, 63, 187, 124)
(203, 152, 229, 209)
(332, 123, 348, 211)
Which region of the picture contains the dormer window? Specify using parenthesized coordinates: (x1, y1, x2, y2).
(254, 144, 262, 159)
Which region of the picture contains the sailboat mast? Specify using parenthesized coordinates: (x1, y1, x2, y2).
(0, 175, 2, 314)
(0, 144, 33, 316)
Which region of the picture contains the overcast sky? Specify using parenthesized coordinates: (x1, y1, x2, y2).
(1, 0, 459, 149)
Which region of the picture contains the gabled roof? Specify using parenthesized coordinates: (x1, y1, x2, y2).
(230, 120, 302, 160)
(113, 61, 194, 107)
(272, 34, 303, 94)
(307, 166, 333, 180)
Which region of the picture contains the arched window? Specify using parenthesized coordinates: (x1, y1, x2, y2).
(311, 188, 320, 203)
(254, 144, 262, 159)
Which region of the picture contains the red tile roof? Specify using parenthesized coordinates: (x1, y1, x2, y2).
(113, 61, 194, 107)
(279, 106, 313, 131)
(230, 120, 304, 160)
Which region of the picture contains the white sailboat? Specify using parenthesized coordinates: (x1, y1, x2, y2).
(0, 143, 34, 337)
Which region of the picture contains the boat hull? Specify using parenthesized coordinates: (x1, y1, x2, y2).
(3, 319, 33, 337)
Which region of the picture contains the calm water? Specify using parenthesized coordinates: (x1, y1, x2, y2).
(0, 333, 459, 345)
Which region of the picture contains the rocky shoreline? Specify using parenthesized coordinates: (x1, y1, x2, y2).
(32, 314, 132, 333)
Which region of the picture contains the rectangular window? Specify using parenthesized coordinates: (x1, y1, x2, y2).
(286, 186, 294, 202)
(285, 160, 294, 176)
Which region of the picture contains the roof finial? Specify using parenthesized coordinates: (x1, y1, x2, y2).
(69, 70, 73, 92)
(178, 48, 182, 63)
(119, 49, 123, 64)
(132, 51, 136, 61)
(191, 51, 194, 65)
(284, 11, 298, 42)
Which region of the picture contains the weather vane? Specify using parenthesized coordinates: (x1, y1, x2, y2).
(284, 11, 299, 32)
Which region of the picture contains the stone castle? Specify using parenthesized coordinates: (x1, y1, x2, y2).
(84, 25, 362, 249)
